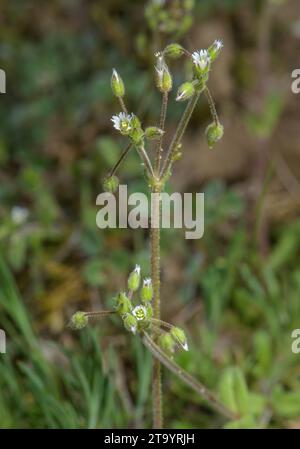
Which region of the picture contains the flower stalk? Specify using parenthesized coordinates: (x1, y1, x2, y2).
(142, 331, 237, 421)
(150, 181, 163, 427)
(72, 40, 225, 429)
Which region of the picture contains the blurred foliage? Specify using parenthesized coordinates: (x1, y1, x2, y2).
(0, 0, 300, 429)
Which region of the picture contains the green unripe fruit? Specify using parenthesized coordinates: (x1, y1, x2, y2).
(161, 69, 172, 92)
(205, 123, 224, 149)
(123, 313, 138, 334)
(103, 175, 119, 193)
(170, 326, 188, 351)
(163, 43, 185, 59)
(145, 303, 153, 319)
(176, 82, 195, 102)
(115, 292, 131, 315)
(128, 265, 141, 292)
(145, 127, 164, 140)
(159, 333, 176, 356)
(111, 69, 125, 97)
(141, 278, 153, 303)
(155, 55, 173, 93)
(69, 311, 88, 330)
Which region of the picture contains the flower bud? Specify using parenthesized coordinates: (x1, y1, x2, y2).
(115, 292, 132, 315)
(103, 175, 119, 193)
(208, 39, 223, 62)
(132, 305, 147, 321)
(123, 313, 138, 334)
(145, 127, 164, 141)
(69, 311, 88, 330)
(141, 278, 153, 303)
(129, 115, 144, 144)
(128, 265, 141, 292)
(170, 326, 189, 351)
(145, 303, 153, 319)
(159, 333, 175, 355)
(111, 69, 125, 98)
(163, 43, 185, 59)
(176, 81, 195, 102)
(205, 122, 224, 149)
(155, 53, 172, 93)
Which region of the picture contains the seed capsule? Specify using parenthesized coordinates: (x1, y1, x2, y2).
(123, 313, 138, 334)
(163, 43, 185, 59)
(159, 333, 176, 356)
(205, 122, 224, 149)
(145, 127, 164, 140)
(69, 311, 88, 330)
(176, 82, 195, 102)
(141, 278, 153, 303)
(115, 292, 132, 315)
(103, 175, 119, 193)
(171, 326, 189, 351)
(111, 69, 125, 98)
(128, 265, 141, 292)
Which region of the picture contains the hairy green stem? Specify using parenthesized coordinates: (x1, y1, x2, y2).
(109, 142, 132, 177)
(204, 87, 219, 125)
(150, 183, 163, 428)
(143, 331, 237, 421)
(84, 310, 115, 318)
(155, 92, 168, 175)
(118, 96, 128, 114)
(160, 91, 201, 179)
(138, 144, 155, 178)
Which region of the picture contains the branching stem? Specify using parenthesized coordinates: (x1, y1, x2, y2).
(160, 91, 201, 179)
(143, 331, 237, 421)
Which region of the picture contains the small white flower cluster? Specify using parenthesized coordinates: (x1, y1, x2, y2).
(192, 49, 210, 71)
(192, 39, 223, 72)
(132, 305, 147, 321)
(111, 112, 133, 132)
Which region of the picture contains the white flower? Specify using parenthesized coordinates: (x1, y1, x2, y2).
(143, 277, 152, 287)
(154, 52, 165, 80)
(134, 264, 141, 275)
(132, 305, 147, 321)
(111, 112, 133, 133)
(192, 49, 210, 71)
(11, 206, 29, 225)
(182, 341, 189, 351)
(112, 68, 120, 82)
(214, 39, 223, 51)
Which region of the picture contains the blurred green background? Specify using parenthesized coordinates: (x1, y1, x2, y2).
(1, 0, 300, 429)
